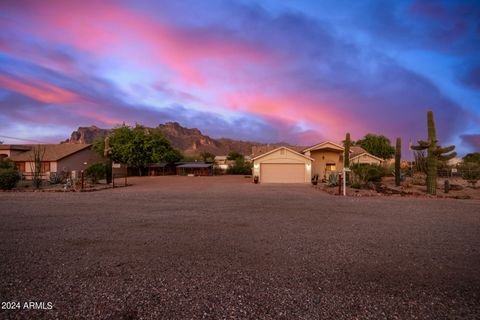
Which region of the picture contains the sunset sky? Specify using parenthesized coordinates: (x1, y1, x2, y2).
(0, 0, 479, 155)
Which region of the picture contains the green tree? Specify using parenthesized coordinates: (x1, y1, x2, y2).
(92, 124, 183, 175)
(355, 134, 395, 159)
(463, 152, 480, 164)
(227, 151, 244, 161)
(0, 159, 20, 190)
(199, 151, 216, 163)
(85, 163, 106, 184)
(226, 158, 252, 175)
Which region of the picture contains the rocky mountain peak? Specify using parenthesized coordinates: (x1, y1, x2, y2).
(63, 122, 287, 156)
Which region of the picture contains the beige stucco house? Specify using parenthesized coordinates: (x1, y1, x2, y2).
(7, 144, 102, 179)
(251, 142, 385, 184)
(302, 142, 345, 180)
(252, 147, 313, 183)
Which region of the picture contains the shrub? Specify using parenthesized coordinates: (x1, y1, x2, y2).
(85, 163, 106, 184)
(0, 160, 20, 190)
(327, 173, 339, 186)
(460, 162, 480, 188)
(350, 163, 385, 188)
(226, 159, 252, 175)
(49, 172, 65, 185)
(412, 174, 426, 186)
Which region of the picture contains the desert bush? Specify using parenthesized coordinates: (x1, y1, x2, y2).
(351, 163, 385, 187)
(85, 163, 106, 184)
(327, 173, 339, 186)
(0, 160, 20, 190)
(412, 174, 426, 186)
(382, 162, 395, 176)
(49, 172, 66, 185)
(226, 159, 252, 175)
(459, 162, 480, 188)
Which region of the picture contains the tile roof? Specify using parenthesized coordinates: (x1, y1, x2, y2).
(9, 144, 93, 162)
(349, 146, 367, 158)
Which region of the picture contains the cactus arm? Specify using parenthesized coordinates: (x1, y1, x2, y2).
(434, 145, 455, 155)
(418, 140, 430, 147)
(438, 152, 457, 162)
(411, 145, 428, 151)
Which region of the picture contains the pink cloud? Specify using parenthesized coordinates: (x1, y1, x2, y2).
(3, 1, 275, 87)
(221, 91, 362, 143)
(0, 75, 78, 104)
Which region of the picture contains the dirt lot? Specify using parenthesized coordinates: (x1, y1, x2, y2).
(1, 176, 479, 319)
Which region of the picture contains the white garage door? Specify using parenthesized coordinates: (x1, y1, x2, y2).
(260, 163, 305, 183)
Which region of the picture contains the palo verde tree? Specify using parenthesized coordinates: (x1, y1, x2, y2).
(395, 137, 401, 186)
(93, 124, 183, 175)
(411, 110, 456, 195)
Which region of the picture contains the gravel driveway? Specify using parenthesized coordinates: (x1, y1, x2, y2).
(1, 176, 479, 319)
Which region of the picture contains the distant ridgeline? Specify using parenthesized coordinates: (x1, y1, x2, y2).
(61, 122, 287, 156)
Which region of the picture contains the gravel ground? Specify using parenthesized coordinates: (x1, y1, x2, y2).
(1, 176, 479, 319)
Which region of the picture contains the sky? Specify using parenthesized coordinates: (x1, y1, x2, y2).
(0, 0, 479, 156)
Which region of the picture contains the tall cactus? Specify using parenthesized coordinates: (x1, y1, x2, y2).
(344, 132, 351, 168)
(344, 132, 351, 183)
(395, 137, 401, 186)
(411, 110, 456, 195)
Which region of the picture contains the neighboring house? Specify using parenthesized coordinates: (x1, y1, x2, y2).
(214, 156, 229, 171)
(0, 145, 31, 159)
(349, 146, 384, 165)
(447, 157, 463, 167)
(147, 163, 176, 176)
(252, 146, 314, 183)
(7, 144, 102, 179)
(176, 163, 213, 176)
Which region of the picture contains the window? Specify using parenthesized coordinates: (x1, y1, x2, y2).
(16, 162, 26, 172)
(41, 162, 51, 172)
(280, 149, 285, 155)
(325, 163, 336, 171)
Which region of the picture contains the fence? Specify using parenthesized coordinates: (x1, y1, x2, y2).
(112, 173, 128, 188)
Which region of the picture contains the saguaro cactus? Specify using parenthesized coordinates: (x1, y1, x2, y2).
(395, 137, 401, 186)
(344, 132, 351, 183)
(411, 110, 456, 195)
(344, 132, 351, 168)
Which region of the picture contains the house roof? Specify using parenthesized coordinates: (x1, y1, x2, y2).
(0, 144, 32, 151)
(148, 163, 169, 168)
(251, 145, 307, 158)
(350, 152, 384, 162)
(252, 146, 314, 161)
(176, 163, 213, 168)
(302, 141, 344, 153)
(9, 144, 93, 162)
(349, 146, 367, 158)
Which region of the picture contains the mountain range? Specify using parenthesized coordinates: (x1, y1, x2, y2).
(62, 122, 287, 156)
